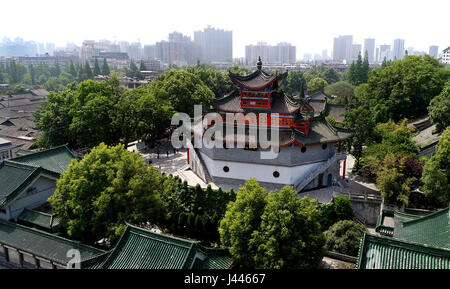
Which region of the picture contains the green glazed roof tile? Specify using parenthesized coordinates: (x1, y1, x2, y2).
(17, 208, 59, 229)
(357, 232, 450, 269)
(81, 224, 233, 269)
(394, 206, 449, 250)
(10, 145, 75, 174)
(0, 219, 104, 265)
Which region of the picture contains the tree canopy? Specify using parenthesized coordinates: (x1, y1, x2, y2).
(219, 179, 326, 269)
(49, 143, 165, 244)
(147, 69, 215, 115)
(324, 220, 366, 257)
(421, 126, 450, 205)
(251, 187, 325, 269)
(363, 55, 449, 122)
(307, 77, 328, 93)
(219, 178, 267, 268)
(428, 81, 450, 132)
(324, 81, 355, 105)
(282, 70, 306, 96)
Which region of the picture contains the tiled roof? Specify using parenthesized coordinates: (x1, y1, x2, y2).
(0, 145, 75, 208)
(394, 206, 449, 250)
(81, 224, 233, 269)
(309, 99, 327, 117)
(17, 208, 60, 230)
(307, 91, 331, 101)
(0, 161, 40, 208)
(212, 91, 300, 114)
(229, 70, 287, 90)
(192, 247, 234, 269)
(327, 104, 346, 123)
(356, 232, 450, 269)
(294, 117, 354, 145)
(0, 219, 104, 265)
(10, 145, 75, 174)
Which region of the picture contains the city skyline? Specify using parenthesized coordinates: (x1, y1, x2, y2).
(0, 0, 448, 59)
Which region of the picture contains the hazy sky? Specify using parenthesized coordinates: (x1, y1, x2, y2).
(1, 0, 448, 58)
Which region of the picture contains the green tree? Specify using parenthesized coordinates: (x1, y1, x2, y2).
(77, 63, 85, 82)
(361, 50, 369, 83)
(428, 82, 450, 132)
(322, 68, 340, 84)
(49, 143, 165, 244)
(34, 84, 77, 147)
(187, 66, 233, 97)
(69, 78, 122, 147)
(365, 55, 449, 122)
(116, 86, 175, 146)
(251, 187, 326, 269)
(344, 107, 376, 170)
(84, 61, 93, 79)
(282, 70, 306, 95)
(421, 126, 450, 205)
(69, 61, 77, 77)
(139, 60, 146, 71)
(29, 64, 35, 85)
(318, 196, 354, 231)
(324, 81, 355, 104)
(377, 153, 416, 206)
(307, 77, 328, 93)
(93, 58, 101, 76)
(102, 58, 110, 75)
(324, 220, 366, 257)
(147, 69, 215, 115)
(219, 178, 267, 268)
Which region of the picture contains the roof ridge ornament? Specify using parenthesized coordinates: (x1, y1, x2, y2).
(257, 56, 262, 70)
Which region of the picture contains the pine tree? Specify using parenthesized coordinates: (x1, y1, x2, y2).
(129, 61, 138, 76)
(77, 63, 84, 83)
(54, 61, 61, 77)
(381, 56, 388, 68)
(101, 58, 110, 76)
(139, 60, 146, 71)
(354, 52, 363, 85)
(361, 50, 369, 83)
(69, 61, 77, 77)
(347, 61, 356, 85)
(29, 64, 35, 85)
(299, 82, 305, 99)
(93, 58, 101, 76)
(85, 61, 93, 79)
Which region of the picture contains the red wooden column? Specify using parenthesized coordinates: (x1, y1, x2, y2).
(187, 148, 190, 165)
(342, 159, 346, 179)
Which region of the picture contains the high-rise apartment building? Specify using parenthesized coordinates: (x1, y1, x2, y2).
(333, 35, 353, 63)
(143, 45, 157, 59)
(364, 38, 375, 63)
(156, 32, 200, 66)
(392, 39, 405, 60)
(429, 45, 439, 58)
(245, 42, 296, 64)
(351, 44, 362, 62)
(79, 40, 96, 62)
(379, 44, 391, 62)
(194, 26, 232, 63)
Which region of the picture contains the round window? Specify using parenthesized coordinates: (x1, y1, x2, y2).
(322, 143, 327, 150)
(273, 171, 280, 178)
(223, 166, 229, 172)
(301, 146, 307, 153)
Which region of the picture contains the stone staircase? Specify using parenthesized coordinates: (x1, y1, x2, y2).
(294, 153, 347, 192)
(193, 148, 214, 183)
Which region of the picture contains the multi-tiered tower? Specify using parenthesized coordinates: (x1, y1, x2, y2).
(188, 58, 353, 193)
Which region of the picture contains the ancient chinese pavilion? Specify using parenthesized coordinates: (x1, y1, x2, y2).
(188, 57, 353, 193)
